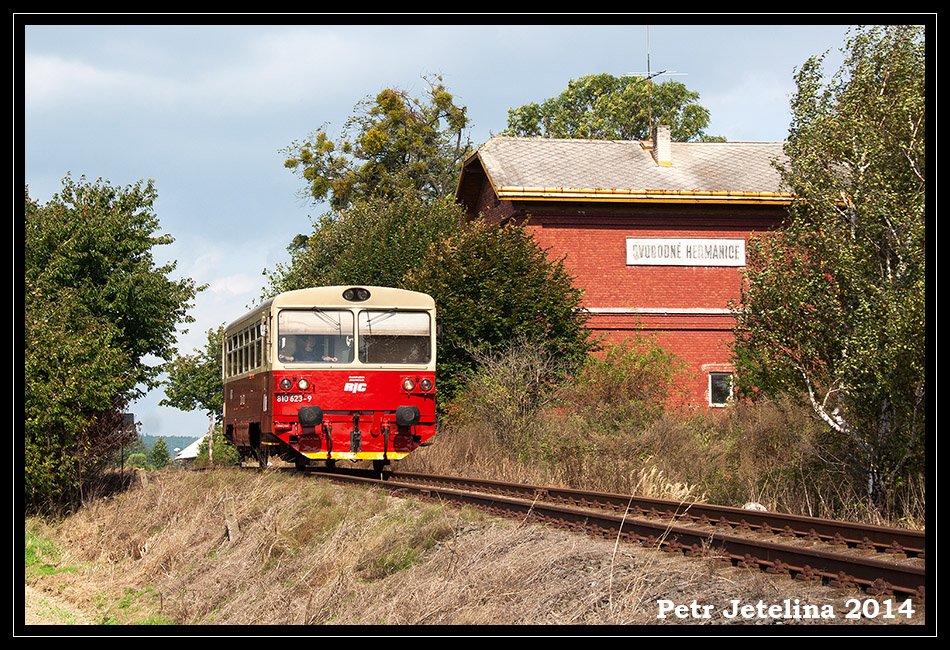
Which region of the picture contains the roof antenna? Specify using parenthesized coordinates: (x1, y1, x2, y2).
(624, 26, 686, 139)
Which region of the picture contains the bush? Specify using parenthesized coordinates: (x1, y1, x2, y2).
(567, 336, 689, 430)
(449, 337, 581, 464)
(25, 176, 200, 512)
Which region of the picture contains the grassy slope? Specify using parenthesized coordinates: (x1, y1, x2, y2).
(23, 467, 925, 627)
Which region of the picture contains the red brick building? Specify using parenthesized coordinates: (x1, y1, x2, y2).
(455, 126, 792, 408)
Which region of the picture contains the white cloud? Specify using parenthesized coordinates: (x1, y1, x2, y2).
(25, 53, 139, 108)
(24, 26, 422, 119)
(207, 272, 265, 299)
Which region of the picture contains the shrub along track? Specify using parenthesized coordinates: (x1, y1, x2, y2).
(300, 466, 926, 605)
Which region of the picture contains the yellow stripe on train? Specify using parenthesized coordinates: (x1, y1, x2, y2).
(301, 451, 411, 461)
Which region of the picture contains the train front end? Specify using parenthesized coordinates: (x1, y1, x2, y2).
(268, 287, 436, 467)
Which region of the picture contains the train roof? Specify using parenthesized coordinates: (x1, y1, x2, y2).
(225, 286, 435, 333)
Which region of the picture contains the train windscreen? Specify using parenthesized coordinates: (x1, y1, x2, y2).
(278, 309, 355, 363)
(357, 310, 431, 364)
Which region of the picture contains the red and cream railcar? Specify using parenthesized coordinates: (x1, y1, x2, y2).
(222, 286, 436, 469)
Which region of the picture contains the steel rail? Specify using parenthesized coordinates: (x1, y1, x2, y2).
(309, 468, 925, 601)
(386, 471, 926, 557)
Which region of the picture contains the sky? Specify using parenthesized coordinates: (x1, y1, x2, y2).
(21, 17, 867, 443)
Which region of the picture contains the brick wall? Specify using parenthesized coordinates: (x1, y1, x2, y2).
(525, 221, 745, 310)
(512, 205, 785, 407)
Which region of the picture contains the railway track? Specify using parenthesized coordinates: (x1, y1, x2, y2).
(304, 466, 926, 603)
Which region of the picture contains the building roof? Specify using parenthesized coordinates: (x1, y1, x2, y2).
(174, 435, 205, 461)
(458, 136, 793, 205)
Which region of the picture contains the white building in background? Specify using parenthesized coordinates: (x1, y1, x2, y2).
(173, 436, 205, 464)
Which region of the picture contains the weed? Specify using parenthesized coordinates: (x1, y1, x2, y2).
(25, 529, 77, 579)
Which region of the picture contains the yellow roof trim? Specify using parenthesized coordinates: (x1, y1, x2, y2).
(494, 186, 793, 204)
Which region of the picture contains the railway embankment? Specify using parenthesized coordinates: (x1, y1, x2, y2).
(23, 467, 927, 629)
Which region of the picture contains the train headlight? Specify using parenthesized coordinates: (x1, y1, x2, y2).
(297, 378, 310, 391)
(420, 378, 433, 392)
(280, 378, 293, 391)
(402, 378, 416, 392)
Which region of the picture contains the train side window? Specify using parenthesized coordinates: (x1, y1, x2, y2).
(225, 319, 263, 377)
(248, 322, 259, 369)
(239, 329, 247, 374)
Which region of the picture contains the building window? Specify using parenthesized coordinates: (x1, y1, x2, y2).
(709, 372, 733, 407)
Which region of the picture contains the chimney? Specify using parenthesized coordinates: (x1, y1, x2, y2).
(651, 124, 672, 166)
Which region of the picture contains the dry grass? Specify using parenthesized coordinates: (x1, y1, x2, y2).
(26, 466, 925, 627)
(28, 468, 453, 625)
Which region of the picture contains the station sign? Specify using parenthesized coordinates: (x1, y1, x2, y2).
(626, 238, 746, 267)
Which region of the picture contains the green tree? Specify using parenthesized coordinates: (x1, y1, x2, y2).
(196, 424, 240, 466)
(281, 74, 472, 211)
(274, 72, 594, 406)
(148, 437, 170, 470)
(126, 453, 148, 470)
(404, 219, 596, 401)
(504, 73, 723, 142)
(25, 175, 201, 510)
(265, 193, 594, 403)
(731, 25, 926, 509)
(161, 325, 225, 422)
(266, 190, 464, 295)
(114, 434, 148, 468)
